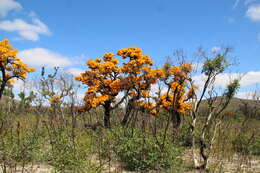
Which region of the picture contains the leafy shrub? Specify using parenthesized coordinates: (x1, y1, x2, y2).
(249, 137, 260, 155)
(0, 119, 45, 172)
(46, 128, 100, 173)
(232, 132, 260, 155)
(174, 122, 193, 147)
(109, 127, 183, 172)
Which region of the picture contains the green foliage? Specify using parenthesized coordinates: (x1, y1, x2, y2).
(232, 132, 260, 156)
(250, 137, 260, 155)
(3, 84, 14, 99)
(202, 53, 228, 76)
(174, 122, 193, 147)
(0, 57, 259, 172)
(109, 127, 183, 172)
(224, 79, 240, 99)
(47, 132, 83, 172)
(18, 91, 36, 110)
(45, 127, 99, 173)
(39, 67, 59, 99)
(0, 120, 44, 170)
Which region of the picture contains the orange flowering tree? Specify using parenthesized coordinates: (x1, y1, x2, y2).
(76, 47, 166, 128)
(156, 62, 195, 131)
(76, 46, 195, 129)
(75, 52, 126, 128)
(0, 39, 35, 99)
(117, 47, 164, 125)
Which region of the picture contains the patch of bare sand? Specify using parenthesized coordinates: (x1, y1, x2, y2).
(183, 149, 260, 173)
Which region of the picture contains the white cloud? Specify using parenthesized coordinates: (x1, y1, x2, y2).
(12, 79, 25, 92)
(236, 91, 254, 99)
(246, 4, 260, 21)
(28, 11, 37, 18)
(236, 90, 260, 99)
(0, 18, 50, 41)
(18, 48, 72, 67)
(0, 0, 22, 17)
(193, 71, 260, 89)
(240, 71, 260, 86)
(67, 68, 84, 76)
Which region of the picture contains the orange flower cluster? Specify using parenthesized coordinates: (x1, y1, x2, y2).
(157, 94, 191, 113)
(75, 51, 123, 110)
(156, 63, 194, 114)
(117, 47, 168, 115)
(0, 39, 35, 83)
(49, 95, 62, 105)
(76, 47, 194, 116)
(117, 47, 154, 73)
(83, 94, 110, 108)
(76, 47, 163, 113)
(137, 100, 158, 115)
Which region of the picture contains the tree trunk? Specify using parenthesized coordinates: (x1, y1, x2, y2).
(121, 98, 134, 126)
(191, 117, 208, 170)
(171, 110, 181, 134)
(0, 81, 6, 100)
(104, 102, 111, 128)
(192, 149, 207, 170)
(0, 66, 7, 100)
(3, 165, 7, 173)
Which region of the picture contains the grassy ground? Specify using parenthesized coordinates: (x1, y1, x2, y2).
(0, 104, 259, 173)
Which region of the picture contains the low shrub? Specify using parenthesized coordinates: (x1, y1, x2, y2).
(232, 132, 260, 155)
(108, 127, 183, 172)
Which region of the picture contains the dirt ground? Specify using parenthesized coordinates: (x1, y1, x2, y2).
(1, 153, 259, 173)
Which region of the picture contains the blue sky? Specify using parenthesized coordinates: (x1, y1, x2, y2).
(0, 0, 260, 97)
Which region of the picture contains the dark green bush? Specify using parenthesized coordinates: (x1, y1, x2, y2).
(232, 132, 260, 155)
(109, 127, 183, 172)
(249, 137, 260, 155)
(46, 129, 98, 173)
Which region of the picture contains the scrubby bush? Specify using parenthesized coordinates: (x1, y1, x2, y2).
(0, 115, 44, 172)
(45, 124, 100, 173)
(108, 127, 183, 172)
(232, 132, 260, 156)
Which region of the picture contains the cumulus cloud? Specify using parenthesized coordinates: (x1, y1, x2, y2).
(12, 79, 25, 92)
(246, 4, 260, 21)
(0, 18, 50, 41)
(193, 71, 260, 89)
(18, 48, 72, 67)
(193, 73, 237, 89)
(236, 89, 260, 99)
(236, 91, 254, 99)
(66, 68, 85, 76)
(240, 71, 260, 86)
(0, 0, 22, 17)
